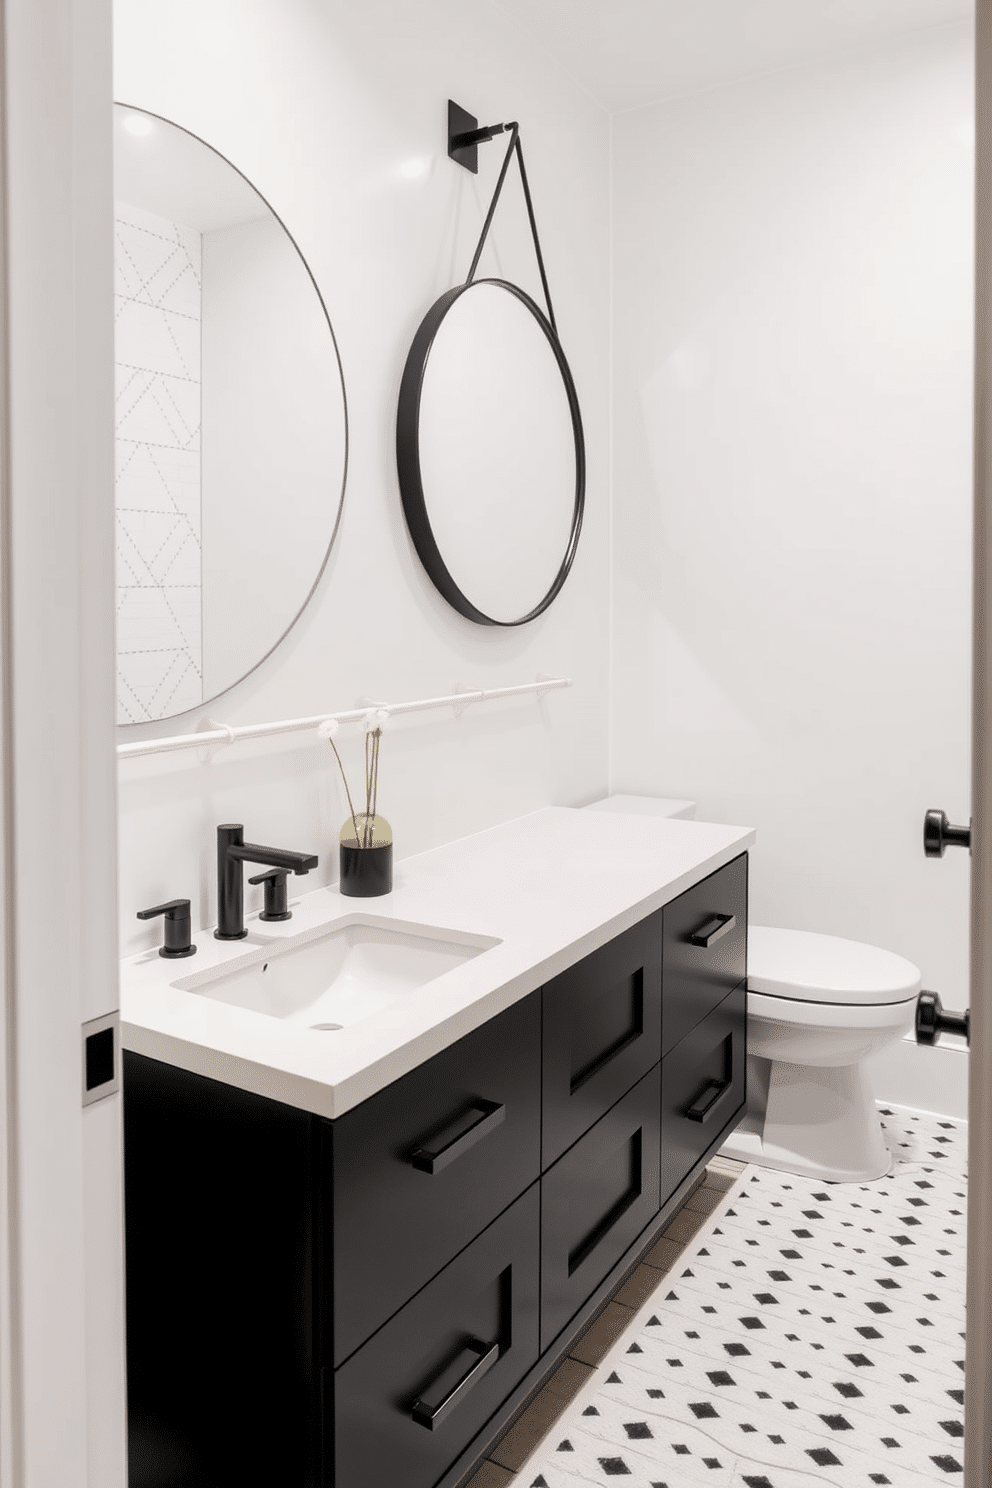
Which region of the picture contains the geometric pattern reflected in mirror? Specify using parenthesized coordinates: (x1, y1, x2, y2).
(114, 104, 348, 727)
(116, 205, 204, 721)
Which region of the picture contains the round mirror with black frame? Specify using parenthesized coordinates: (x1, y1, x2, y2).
(113, 104, 348, 726)
(396, 120, 585, 627)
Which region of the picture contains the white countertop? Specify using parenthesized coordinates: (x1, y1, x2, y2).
(584, 793, 697, 820)
(120, 806, 754, 1119)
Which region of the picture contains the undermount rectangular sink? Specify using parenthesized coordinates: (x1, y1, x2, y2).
(173, 916, 500, 1030)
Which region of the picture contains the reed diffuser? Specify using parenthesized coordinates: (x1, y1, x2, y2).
(319, 710, 392, 897)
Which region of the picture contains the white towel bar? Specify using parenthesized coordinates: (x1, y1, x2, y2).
(116, 675, 571, 761)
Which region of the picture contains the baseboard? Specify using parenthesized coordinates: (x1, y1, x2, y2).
(867, 1031, 969, 1120)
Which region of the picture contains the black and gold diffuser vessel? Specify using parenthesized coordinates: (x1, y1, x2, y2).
(339, 813, 392, 897)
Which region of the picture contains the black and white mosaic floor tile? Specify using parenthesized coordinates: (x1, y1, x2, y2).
(519, 1107, 967, 1488)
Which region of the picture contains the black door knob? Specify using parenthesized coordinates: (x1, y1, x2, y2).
(923, 809, 971, 858)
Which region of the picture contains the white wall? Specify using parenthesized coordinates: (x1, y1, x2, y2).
(113, 4, 973, 1118)
(611, 24, 974, 1112)
(114, 0, 611, 954)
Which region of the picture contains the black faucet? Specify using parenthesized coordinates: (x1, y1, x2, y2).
(215, 824, 318, 940)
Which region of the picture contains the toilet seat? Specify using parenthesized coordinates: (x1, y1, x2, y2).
(749, 926, 921, 1006)
(746, 988, 916, 1031)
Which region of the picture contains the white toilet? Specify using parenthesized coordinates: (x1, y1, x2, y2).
(582, 799, 921, 1184)
(721, 926, 921, 1183)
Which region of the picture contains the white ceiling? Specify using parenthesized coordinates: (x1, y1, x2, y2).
(114, 106, 269, 233)
(494, 0, 974, 114)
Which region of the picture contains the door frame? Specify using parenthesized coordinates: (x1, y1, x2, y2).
(965, 2, 988, 1482)
(0, 0, 126, 1483)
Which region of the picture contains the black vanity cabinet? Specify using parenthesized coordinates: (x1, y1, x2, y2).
(661, 983, 746, 1203)
(541, 911, 662, 1167)
(124, 1052, 318, 1488)
(662, 853, 747, 1055)
(330, 1185, 540, 1488)
(328, 992, 541, 1366)
(541, 1065, 661, 1348)
(124, 852, 748, 1488)
(659, 855, 748, 1204)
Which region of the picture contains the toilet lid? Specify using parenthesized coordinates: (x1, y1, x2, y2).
(748, 926, 921, 1005)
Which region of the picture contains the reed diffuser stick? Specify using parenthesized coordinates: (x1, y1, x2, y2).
(370, 730, 381, 826)
(326, 733, 361, 845)
(320, 711, 388, 848)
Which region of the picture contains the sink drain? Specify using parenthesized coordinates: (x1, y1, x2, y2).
(311, 1022, 344, 1031)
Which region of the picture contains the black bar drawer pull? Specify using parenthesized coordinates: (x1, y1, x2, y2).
(411, 1339, 500, 1430)
(688, 913, 736, 949)
(686, 1077, 731, 1123)
(409, 1100, 506, 1174)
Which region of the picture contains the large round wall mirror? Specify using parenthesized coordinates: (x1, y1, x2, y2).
(113, 105, 347, 725)
(397, 278, 584, 626)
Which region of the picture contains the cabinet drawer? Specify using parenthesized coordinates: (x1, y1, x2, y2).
(331, 1183, 540, 1488)
(542, 911, 662, 1167)
(663, 853, 747, 1054)
(660, 982, 746, 1204)
(541, 1064, 660, 1350)
(328, 991, 540, 1365)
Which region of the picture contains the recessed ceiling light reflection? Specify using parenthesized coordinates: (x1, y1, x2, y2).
(399, 157, 429, 180)
(123, 113, 153, 138)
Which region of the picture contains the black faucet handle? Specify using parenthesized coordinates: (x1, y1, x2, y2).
(248, 868, 292, 923)
(137, 899, 197, 959)
(215, 824, 318, 940)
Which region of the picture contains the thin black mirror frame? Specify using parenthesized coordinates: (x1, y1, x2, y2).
(113, 102, 350, 731)
(396, 277, 585, 628)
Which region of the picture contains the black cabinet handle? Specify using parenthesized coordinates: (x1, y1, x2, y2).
(688, 913, 736, 949)
(411, 1339, 500, 1430)
(686, 1077, 731, 1123)
(409, 1101, 506, 1174)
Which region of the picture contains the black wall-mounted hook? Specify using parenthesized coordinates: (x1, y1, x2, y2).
(915, 989, 970, 1046)
(445, 103, 555, 334)
(448, 100, 508, 173)
(923, 808, 971, 858)
(136, 899, 196, 958)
